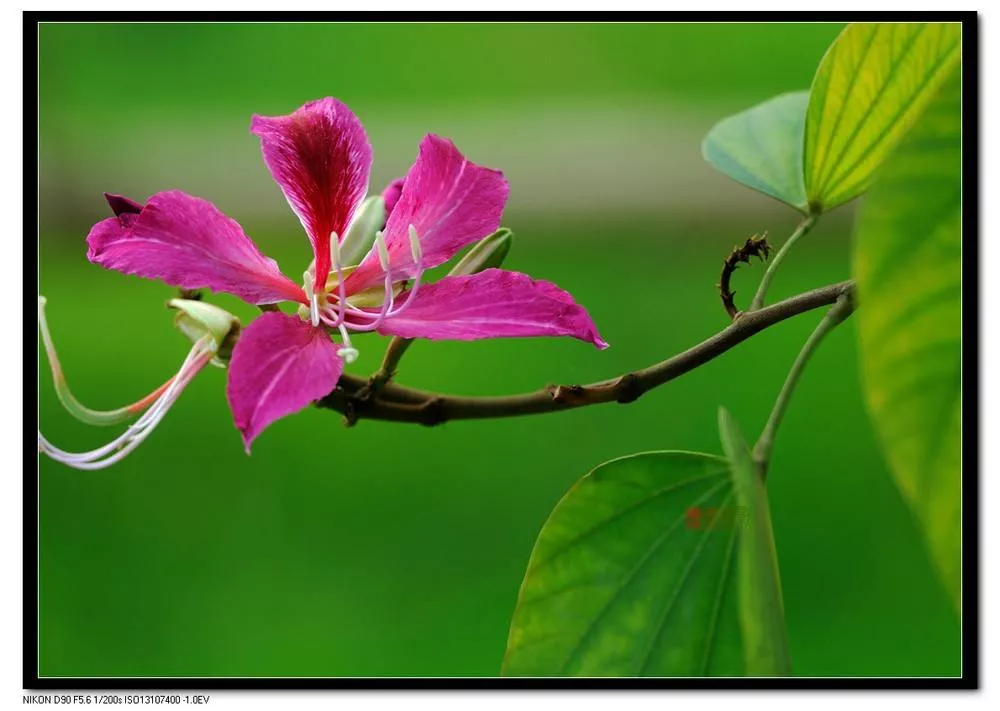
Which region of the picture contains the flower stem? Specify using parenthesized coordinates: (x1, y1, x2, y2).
(752, 292, 855, 479)
(359, 336, 414, 403)
(748, 214, 817, 311)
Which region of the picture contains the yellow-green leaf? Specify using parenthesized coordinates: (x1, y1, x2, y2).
(804, 22, 961, 212)
(853, 71, 962, 611)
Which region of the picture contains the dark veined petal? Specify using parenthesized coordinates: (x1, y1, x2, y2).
(345, 135, 508, 293)
(86, 191, 307, 305)
(87, 191, 306, 305)
(251, 98, 373, 294)
(377, 268, 608, 349)
(225, 312, 344, 451)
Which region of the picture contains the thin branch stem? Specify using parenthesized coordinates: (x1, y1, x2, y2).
(357, 336, 414, 403)
(748, 214, 817, 311)
(753, 292, 856, 479)
(377, 336, 413, 384)
(318, 280, 854, 427)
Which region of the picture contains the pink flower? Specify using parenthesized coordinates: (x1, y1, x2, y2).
(85, 98, 607, 451)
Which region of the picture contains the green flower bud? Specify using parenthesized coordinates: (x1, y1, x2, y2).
(449, 228, 513, 276)
(168, 299, 241, 365)
(339, 196, 386, 267)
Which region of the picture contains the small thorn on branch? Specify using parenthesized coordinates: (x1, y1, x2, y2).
(719, 232, 771, 320)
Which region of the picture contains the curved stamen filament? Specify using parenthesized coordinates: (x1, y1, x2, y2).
(353, 229, 397, 329)
(339, 225, 426, 330)
(39, 296, 177, 426)
(38, 336, 215, 470)
(39, 340, 206, 462)
(385, 224, 424, 318)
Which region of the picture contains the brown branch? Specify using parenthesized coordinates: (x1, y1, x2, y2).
(317, 280, 854, 427)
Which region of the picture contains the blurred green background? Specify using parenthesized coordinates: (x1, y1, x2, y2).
(37, 22, 960, 677)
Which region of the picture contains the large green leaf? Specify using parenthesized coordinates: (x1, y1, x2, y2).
(503, 443, 790, 676)
(718, 408, 791, 676)
(804, 22, 961, 212)
(702, 91, 809, 212)
(853, 70, 962, 611)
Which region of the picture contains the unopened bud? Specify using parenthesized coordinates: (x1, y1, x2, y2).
(381, 178, 405, 221)
(340, 196, 386, 267)
(329, 231, 342, 271)
(449, 228, 513, 276)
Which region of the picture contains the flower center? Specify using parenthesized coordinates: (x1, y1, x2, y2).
(305, 225, 425, 364)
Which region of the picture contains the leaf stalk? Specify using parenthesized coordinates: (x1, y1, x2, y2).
(748, 214, 817, 311)
(752, 292, 856, 479)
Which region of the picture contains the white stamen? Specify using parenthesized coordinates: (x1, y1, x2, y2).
(337, 347, 360, 364)
(336, 323, 359, 363)
(309, 292, 320, 327)
(38, 338, 214, 470)
(408, 224, 422, 264)
(330, 230, 348, 329)
(341, 224, 426, 329)
(375, 230, 391, 272)
(302, 271, 315, 301)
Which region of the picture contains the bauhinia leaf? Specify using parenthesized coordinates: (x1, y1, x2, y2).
(804, 22, 962, 212)
(852, 70, 962, 611)
(503, 441, 790, 676)
(502, 451, 739, 676)
(718, 408, 791, 676)
(702, 91, 809, 212)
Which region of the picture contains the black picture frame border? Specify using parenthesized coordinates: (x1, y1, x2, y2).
(23, 10, 981, 691)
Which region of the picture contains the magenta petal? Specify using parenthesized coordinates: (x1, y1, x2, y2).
(381, 177, 405, 220)
(346, 135, 508, 293)
(86, 190, 307, 306)
(225, 312, 344, 451)
(84, 193, 145, 256)
(86, 216, 131, 259)
(251, 98, 373, 294)
(377, 269, 608, 349)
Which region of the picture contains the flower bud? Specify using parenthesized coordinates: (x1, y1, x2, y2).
(381, 178, 405, 221)
(339, 195, 386, 267)
(449, 228, 513, 276)
(168, 299, 241, 365)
